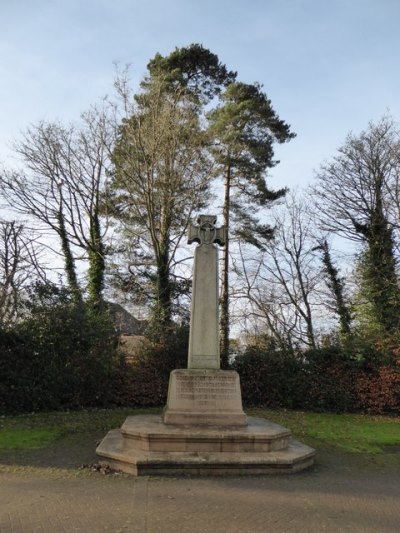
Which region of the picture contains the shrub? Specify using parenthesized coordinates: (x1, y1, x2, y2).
(0, 328, 35, 413)
(232, 346, 306, 409)
(118, 323, 189, 407)
(234, 342, 400, 415)
(354, 365, 400, 414)
(0, 282, 124, 414)
(301, 346, 358, 413)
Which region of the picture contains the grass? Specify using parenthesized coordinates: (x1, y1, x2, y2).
(0, 428, 64, 450)
(0, 407, 161, 451)
(0, 406, 399, 455)
(250, 408, 400, 454)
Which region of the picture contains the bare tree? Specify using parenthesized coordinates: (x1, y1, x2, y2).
(109, 67, 214, 327)
(235, 194, 329, 350)
(0, 105, 115, 306)
(313, 117, 400, 242)
(0, 220, 46, 328)
(313, 117, 400, 338)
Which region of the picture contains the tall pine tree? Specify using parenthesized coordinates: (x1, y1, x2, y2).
(207, 82, 295, 366)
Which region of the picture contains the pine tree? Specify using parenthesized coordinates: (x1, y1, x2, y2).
(207, 82, 295, 366)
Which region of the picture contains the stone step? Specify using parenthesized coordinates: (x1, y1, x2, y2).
(96, 427, 315, 476)
(119, 415, 291, 453)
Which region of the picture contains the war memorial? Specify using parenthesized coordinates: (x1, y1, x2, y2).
(96, 215, 315, 475)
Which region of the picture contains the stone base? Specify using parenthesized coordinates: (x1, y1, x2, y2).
(96, 415, 315, 476)
(163, 369, 247, 426)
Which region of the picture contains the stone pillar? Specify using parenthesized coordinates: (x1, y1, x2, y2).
(187, 217, 222, 370)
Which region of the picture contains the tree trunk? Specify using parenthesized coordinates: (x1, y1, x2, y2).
(87, 212, 105, 309)
(320, 240, 352, 340)
(364, 182, 400, 336)
(152, 220, 173, 335)
(155, 260, 172, 328)
(57, 210, 82, 305)
(220, 163, 231, 368)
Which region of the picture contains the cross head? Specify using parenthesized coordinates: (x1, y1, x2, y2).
(188, 215, 226, 247)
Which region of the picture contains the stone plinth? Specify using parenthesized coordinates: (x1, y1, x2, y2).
(163, 369, 247, 426)
(96, 415, 315, 476)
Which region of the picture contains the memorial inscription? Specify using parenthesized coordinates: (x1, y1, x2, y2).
(175, 374, 238, 405)
(164, 370, 246, 422)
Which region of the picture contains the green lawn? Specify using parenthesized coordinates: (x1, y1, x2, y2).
(0, 407, 159, 450)
(0, 407, 399, 454)
(0, 428, 64, 450)
(250, 408, 400, 453)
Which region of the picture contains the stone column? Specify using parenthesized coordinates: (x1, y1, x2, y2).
(187, 215, 225, 370)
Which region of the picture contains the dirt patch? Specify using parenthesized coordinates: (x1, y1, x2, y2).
(381, 444, 400, 453)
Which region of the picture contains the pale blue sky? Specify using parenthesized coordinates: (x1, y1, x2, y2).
(1, 0, 399, 190)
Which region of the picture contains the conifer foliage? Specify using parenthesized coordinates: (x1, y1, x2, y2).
(207, 81, 295, 365)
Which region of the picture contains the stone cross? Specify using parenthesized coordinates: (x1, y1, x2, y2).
(187, 215, 226, 369)
(188, 215, 226, 247)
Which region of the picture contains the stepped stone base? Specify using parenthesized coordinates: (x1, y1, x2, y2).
(96, 415, 315, 476)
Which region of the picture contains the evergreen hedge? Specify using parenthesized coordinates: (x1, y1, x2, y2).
(1, 285, 399, 416)
(233, 344, 400, 415)
(0, 284, 126, 414)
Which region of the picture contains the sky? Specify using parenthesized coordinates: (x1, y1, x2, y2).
(1, 0, 400, 193)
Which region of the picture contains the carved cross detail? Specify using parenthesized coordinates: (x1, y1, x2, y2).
(188, 215, 226, 247)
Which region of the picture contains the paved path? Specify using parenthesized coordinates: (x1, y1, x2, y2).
(1, 450, 400, 533)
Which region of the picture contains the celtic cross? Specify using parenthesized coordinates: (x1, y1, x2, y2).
(188, 215, 226, 247)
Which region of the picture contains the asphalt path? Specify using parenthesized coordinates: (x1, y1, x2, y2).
(1, 442, 399, 532)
